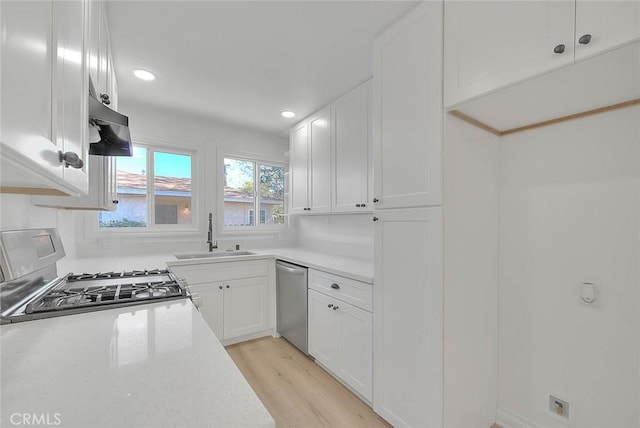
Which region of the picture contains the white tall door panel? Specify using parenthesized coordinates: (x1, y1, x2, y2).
(308, 289, 340, 368)
(373, 2, 443, 209)
(289, 121, 309, 214)
(338, 301, 373, 402)
(0, 1, 61, 182)
(444, 1, 575, 107)
(575, 0, 640, 62)
(374, 207, 443, 428)
(192, 283, 224, 340)
(223, 277, 269, 340)
(308, 107, 331, 213)
(332, 81, 370, 212)
(54, 0, 88, 193)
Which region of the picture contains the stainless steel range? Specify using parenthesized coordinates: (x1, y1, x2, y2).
(0, 228, 188, 323)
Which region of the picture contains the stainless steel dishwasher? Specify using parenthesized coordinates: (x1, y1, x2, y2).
(276, 260, 308, 354)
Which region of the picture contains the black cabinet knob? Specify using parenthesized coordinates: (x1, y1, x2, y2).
(578, 34, 592, 45)
(356, 204, 361, 207)
(112, 200, 119, 204)
(372, 216, 379, 222)
(226, 285, 230, 289)
(219, 285, 223, 290)
(100, 93, 111, 105)
(361, 203, 366, 208)
(328, 304, 333, 308)
(58, 151, 84, 169)
(332, 306, 339, 311)
(330, 283, 340, 290)
(373, 198, 379, 203)
(553, 44, 565, 54)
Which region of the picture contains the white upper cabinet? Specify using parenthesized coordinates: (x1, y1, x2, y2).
(289, 121, 310, 214)
(289, 107, 332, 214)
(372, 2, 443, 209)
(331, 80, 372, 213)
(574, 0, 640, 61)
(444, 1, 575, 108)
(0, 0, 89, 196)
(53, 0, 89, 195)
(445, 0, 640, 109)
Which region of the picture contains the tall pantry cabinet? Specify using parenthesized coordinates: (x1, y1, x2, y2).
(372, 2, 444, 428)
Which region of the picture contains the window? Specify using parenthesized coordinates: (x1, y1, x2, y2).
(98, 144, 195, 230)
(223, 157, 284, 230)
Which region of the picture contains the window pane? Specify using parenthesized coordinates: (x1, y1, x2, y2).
(99, 146, 148, 228)
(224, 158, 255, 227)
(154, 152, 192, 225)
(259, 164, 285, 225)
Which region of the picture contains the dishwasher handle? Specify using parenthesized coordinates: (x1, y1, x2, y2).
(276, 263, 306, 275)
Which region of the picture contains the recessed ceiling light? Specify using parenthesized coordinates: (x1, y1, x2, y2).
(281, 110, 295, 118)
(134, 69, 156, 81)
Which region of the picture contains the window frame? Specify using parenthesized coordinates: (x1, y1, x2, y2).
(218, 152, 286, 233)
(90, 139, 200, 236)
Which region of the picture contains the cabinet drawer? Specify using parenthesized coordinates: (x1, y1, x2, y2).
(170, 260, 269, 285)
(308, 269, 372, 312)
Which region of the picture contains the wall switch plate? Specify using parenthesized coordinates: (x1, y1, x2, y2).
(579, 281, 602, 308)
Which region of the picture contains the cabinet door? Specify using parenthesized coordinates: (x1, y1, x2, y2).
(289, 121, 309, 214)
(86, 0, 100, 91)
(0, 1, 62, 186)
(373, 2, 443, 209)
(373, 207, 443, 428)
(192, 282, 224, 340)
(308, 107, 331, 213)
(54, 0, 89, 194)
(575, 0, 640, 62)
(444, 1, 575, 108)
(223, 277, 269, 340)
(337, 301, 372, 402)
(308, 289, 340, 369)
(332, 81, 371, 213)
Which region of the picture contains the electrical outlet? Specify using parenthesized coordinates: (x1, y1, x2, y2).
(549, 395, 570, 421)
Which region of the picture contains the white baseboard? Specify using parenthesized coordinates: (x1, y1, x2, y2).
(496, 408, 540, 428)
(221, 329, 272, 346)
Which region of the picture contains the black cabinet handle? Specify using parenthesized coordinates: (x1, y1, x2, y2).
(58, 151, 84, 169)
(373, 198, 379, 203)
(356, 204, 361, 207)
(112, 200, 119, 204)
(553, 44, 565, 54)
(372, 216, 379, 222)
(361, 203, 366, 208)
(330, 283, 340, 290)
(100, 93, 111, 105)
(328, 304, 333, 308)
(578, 34, 592, 45)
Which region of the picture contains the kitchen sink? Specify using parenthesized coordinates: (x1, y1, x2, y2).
(174, 250, 255, 260)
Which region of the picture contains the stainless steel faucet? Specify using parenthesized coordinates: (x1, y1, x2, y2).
(207, 212, 218, 252)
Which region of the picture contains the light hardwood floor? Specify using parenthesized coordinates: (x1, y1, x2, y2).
(226, 337, 391, 428)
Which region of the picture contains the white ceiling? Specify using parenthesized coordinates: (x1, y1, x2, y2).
(106, 1, 418, 135)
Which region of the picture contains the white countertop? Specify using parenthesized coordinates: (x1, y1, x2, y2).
(0, 300, 274, 428)
(165, 248, 374, 283)
(59, 248, 373, 284)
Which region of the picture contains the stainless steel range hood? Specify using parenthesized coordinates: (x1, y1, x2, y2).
(88, 78, 132, 156)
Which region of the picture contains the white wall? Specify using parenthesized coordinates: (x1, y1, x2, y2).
(0, 194, 77, 259)
(443, 116, 500, 428)
(67, 99, 291, 258)
(290, 213, 374, 261)
(497, 107, 640, 428)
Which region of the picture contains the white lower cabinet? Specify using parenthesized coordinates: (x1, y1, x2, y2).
(169, 260, 273, 343)
(308, 271, 373, 402)
(373, 207, 443, 428)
